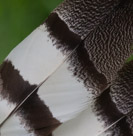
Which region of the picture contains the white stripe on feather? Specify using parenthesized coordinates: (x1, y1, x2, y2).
(0, 24, 65, 125)
(38, 61, 92, 123)
(0, 60, 123, 136)
(53, 106, 104, 136)
(6, 24, 65, 85)
(1, 113, 34, 136)
(0, 99, 15, 124)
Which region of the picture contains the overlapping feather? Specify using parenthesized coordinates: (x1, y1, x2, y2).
(0, 0, 133, 136)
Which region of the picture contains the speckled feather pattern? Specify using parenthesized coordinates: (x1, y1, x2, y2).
(51, 0, 133, 95)
(94, 61, 133, 136)
(55, 0, 121, 38)
(84, 5, 133, 82)
(67, 45, 108, 96)
(110, 61, 133, 115)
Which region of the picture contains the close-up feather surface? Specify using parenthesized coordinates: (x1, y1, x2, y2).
(0, 0, 133, 136)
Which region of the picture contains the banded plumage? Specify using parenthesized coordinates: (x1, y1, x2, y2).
(0, 0, 133, 136)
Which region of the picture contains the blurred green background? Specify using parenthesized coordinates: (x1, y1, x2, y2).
(0, 0, 63, 63)
(0, 0, 132, 64)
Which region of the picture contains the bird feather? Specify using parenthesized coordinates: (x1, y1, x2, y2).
(0, 0, 133, 136)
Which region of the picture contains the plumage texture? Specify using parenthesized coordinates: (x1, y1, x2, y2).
(111, 61, 133, 115)
(55, 0, 122, 38)
(0, 0, 133, 136)
(84, 4, 133, 82)
(95, 61, 133, 136)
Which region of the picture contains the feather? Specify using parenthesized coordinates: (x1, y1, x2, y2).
(0, 0, 133, 136)
(54, 60, 133, 136)
(95, 60, 133, 136)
